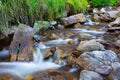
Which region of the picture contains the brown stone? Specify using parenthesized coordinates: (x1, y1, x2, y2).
(61, 13, 86, 26)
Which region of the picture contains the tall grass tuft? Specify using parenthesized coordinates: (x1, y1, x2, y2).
(0, 0, 88, 31)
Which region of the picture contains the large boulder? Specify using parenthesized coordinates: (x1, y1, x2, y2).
(76, 50, 119, 70)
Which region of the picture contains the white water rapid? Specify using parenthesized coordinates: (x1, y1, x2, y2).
(0, 43, 60, 79)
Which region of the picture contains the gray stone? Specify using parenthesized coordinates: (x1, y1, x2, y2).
(109, 62, 120, 80)
(76, 50, 119, 70)
(95, 65, 111, 75)
(77, 40, 105, 52)
(80, 70, 103, 80)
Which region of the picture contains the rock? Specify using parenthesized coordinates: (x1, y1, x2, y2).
(107, 11, 120, 18)
(110, 17, 120, 26)
(95, 65, 111, 75)
(61, 13, 86, 26)
(92, 14, 101, 22)
(47, 33, 60, 40)
(100, 13, 111, 21)
(41, 48, 53, 59)
(76, 50, 119, 70)
(77, 40, 105, 52)
(93, 8, 99, 13)
(114, 40, 120, 48)
(33, 34, 43, 42)
(0, 74, 19, 80)
(100, 8, 106, 13)
(56, 24, 65, 30)
(77, 33, 96, 40)
(80, 70, 103, 80)
(109, 62, 120, 80)
(9, 24, 34, 61)
(33, 21, 51, 33)
(73, 23, 83, 28)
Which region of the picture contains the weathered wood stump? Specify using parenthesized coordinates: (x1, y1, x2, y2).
(9, 24, 34, 61)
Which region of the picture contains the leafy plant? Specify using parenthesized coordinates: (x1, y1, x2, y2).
(90, 0, 117, 7)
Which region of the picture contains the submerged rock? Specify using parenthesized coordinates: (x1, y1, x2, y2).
(76, 50, 119, 70)
(77, 40, 105, 52)
(80, 70, 103, 80)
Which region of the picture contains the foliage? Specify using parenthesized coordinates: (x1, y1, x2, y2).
(0, 0, 88, 31)
(90, 0, 117, 7)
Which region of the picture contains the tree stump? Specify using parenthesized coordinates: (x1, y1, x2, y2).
(9, 24, 34, 61)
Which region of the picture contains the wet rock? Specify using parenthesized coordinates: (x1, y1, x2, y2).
(61, 13, 86, 26)
(56, 24, 65, 30)
(73, 23, 83, 28)
(114, 40, 120, 48)
(107, 11, 120, 18)
(100, 13, 111, 21)
(76, 50, 119, 70)
(92, 14, 101, 22)
(41, 48, 53, 59)
(77, 33, 96, 40)
(9, 24, 34, 61)
(110, 17, 120, 26)
(77, 40, 105, 52)
(95, 65, 111, 75)
(0, 74, 19, 80)
(109, 62, 120, 80)
(80, 70, 103, 80)
(47, 33, 60, 40)
(93, 8, 99, 13)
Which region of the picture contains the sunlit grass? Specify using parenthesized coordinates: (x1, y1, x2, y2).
(0, 0, 88, 31)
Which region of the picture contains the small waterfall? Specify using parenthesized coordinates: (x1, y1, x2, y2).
(0, 43, 60, 79)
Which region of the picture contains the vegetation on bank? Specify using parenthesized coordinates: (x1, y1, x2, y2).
(0, 0, 118, 31)
(0, 0, 88, 31)
(90, 0, 117, 7)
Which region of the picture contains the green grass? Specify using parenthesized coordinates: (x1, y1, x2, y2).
(0, 0, 88, 31)
(90, 0, 117, 7)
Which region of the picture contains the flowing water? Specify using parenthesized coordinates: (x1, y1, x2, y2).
(0, 43, 60, 79)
